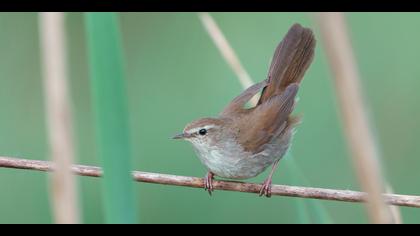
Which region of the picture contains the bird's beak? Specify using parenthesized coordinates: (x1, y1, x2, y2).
(172, 133, 189, 139)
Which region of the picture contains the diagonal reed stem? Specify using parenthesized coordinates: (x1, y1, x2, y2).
(316, 12, 394, 224)
(198, 12, 258, 105)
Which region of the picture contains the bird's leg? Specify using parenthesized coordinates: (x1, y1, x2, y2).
(259, 160, 280, 197)
(204, 171, 215, 195)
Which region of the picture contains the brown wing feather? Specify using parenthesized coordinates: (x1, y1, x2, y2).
(237, 84, 299, 154)
(258, 23, 315, 105)
(219, 80, 268, 118)
(224, 24, 315, 154)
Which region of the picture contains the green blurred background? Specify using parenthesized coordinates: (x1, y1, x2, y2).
(0, 12, 419, 223)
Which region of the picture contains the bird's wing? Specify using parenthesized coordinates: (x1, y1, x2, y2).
(236, 83, 299, 154)
(219, 79, 268, 118)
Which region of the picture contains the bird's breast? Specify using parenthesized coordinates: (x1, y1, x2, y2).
(191, 138, 280, 179)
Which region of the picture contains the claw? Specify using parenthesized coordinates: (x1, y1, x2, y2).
(259, 178, 272, 198)
(204, 172, 214, 196)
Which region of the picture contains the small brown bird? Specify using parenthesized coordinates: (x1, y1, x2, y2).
(173, 23, 316, 197)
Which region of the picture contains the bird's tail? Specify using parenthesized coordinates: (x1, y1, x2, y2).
(258, 24, 316, 105)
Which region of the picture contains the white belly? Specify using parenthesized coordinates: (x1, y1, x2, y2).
(189, 127, 294, 179)
(191, 138, 289, 179)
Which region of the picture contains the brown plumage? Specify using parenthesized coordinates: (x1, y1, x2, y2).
(174, 23, 316, 197)
(259, 23, 316, 103)
(222, 23, 315, 154)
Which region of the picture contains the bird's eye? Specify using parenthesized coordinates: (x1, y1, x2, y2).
(198, 129, 207, 136)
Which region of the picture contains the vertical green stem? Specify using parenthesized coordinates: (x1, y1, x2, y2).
(85, 12, 138, 224)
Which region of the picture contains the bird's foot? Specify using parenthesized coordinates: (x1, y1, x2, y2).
(204, 172, 214, 196)
(259, 178, 272, 198)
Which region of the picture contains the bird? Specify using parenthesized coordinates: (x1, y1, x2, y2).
(173, 23, 316, 197)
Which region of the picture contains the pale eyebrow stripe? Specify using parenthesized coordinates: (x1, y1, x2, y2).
(188, 125, 216, 134)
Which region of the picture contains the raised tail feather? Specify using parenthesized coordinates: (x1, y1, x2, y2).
(258, 23, 316, 105)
